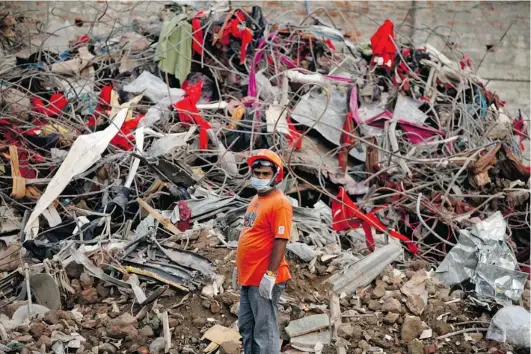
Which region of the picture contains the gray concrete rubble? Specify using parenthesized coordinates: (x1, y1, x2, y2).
(0, 1, 528, 353)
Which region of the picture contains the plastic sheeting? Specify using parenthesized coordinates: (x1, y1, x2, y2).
(487, 306, 530, 347)
(435, 212, 527, 305)
(123, 71, 184, 108)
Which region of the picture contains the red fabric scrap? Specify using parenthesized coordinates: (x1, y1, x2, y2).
(286, 118, 303, 150)
(460, 55, 471, 70)
(331, 187, 418, 254)
(370, 19, 396, 70)
(110, 114, 144, 150)
(513, 113, 528, 151)
(87, 85, 113, 127)
(78, 35, 90, 45)
(338, 112, 355, 170)
(0, 121, 43, 179)
(32, 93, 68, 117)
(192, 13, 204, 55)
(325, 39, 336, 51)
(174, 80, 211, 149)
(175, 200, 192, 232)
(219, 11, 253, 64)
(97, 85, 112, 111)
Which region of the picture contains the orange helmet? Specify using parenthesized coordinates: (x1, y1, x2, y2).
(246, 149, 284, 183)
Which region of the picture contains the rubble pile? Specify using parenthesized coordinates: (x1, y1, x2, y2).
(0, 2, 529, 354)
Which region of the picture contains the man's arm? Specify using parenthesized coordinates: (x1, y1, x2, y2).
(268, 239, 288, 273)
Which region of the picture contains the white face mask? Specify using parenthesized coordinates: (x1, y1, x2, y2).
(250, 177, 272, 192)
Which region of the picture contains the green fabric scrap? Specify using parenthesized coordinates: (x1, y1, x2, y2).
(156, 14, 192, 84)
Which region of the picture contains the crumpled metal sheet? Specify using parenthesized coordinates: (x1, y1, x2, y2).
(291, 87, 366, 162)
(293, 201, 339, 246)
(187, 195, 246, 222)
(435, 212, 526, 305)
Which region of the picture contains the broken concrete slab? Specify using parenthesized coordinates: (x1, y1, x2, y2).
(285, 314, 331, 338)
(324, 242, 403, 295)
(287, 242, 317, 262)
(400, 271, 428, 307)
(290, 330, 332, 352)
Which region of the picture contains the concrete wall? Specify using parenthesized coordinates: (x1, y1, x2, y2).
(5, 1, 530, 117)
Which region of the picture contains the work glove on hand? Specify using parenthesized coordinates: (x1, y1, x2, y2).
(258, 273, 276, 300)
(232, 267, 238, 290)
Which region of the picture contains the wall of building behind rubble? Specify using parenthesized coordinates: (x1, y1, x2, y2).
(6, 0, 530, 163)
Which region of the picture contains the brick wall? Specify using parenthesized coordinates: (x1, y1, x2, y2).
(5, 1, 530, 117)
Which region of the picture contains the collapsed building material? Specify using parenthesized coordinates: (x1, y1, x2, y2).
(435, 212, 527, 305)
(324, 241, 403, 295)
(486, 305, 530, 348)
(290, 331, 332, 352)
(285, 314, 331, 338)
(0, 1, 528, 353)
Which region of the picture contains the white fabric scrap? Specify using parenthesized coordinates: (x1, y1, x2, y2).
(24, 108, 128, 239)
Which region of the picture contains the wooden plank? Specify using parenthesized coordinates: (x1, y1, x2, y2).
(329, 293, 341, 340)
(136, 197, 181, 236)
(162, 311, 171, 353)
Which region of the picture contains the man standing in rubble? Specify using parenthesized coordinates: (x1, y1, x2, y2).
(233, 149, 292, 354)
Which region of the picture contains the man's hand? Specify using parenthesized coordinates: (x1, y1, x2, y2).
(258, 274, 275, 299)
(232, 267, 238, 290)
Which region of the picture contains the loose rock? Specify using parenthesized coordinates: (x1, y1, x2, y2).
(36, 335, 52, 349)
(406, 294, 425, 315)
(358, 339, 370, 350)
(139, 325, 154, 337)
(29, 322, 47, 339)
(337, 323, 354, 339)
(467, 332, 483, 342)
(80, 272, 94, 289)
(371, 337, 393, 349)
(219, 340, 241, 354)
(210, 301, 221, 314)
(371, 286, 386, 299)
(368, 300, 380, 311)
(192, 317, 206, 328)
(107, 313, 138, 339)
(14, 334, 33, 343)
(96, 284, 110, 299)
(432, 320, 452, 336)
(401, 316, 423, 343)
(423, 343, 437, 354)
(219, 292, 239, 306)
(80, 287, 98, 304)
(65, 262, 84, 279)
(98, 343, 117, 354)
(383, 312, 400, 324)
(381, 297, 402, 313)
(149, 337, 166, 354)
(408, 338, 424, 354)
(458, 340, 472, 353)
(43, 311, 60, 325)
(230, 302, 239, 316)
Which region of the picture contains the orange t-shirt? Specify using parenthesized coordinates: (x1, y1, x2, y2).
(236, 190, 292, 286)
